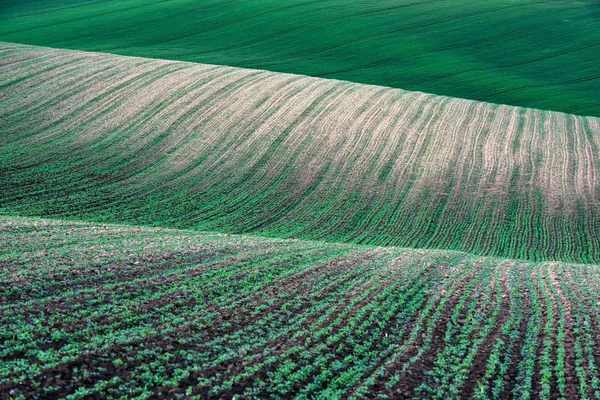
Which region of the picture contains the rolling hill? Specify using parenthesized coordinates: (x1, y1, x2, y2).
(1, 0, 600, 116)
(3, 1, 600, 399)
(1, 42, 599, 264)
(2, 215, 600, 398)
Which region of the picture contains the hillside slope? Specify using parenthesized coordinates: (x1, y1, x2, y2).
(1, 0, 600, 116)
(1, 43, 600, 263)
(2, 215, 600, 398)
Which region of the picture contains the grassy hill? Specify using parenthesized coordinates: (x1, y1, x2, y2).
(2, 215, 600, 398)
(2, 42, 600, 264)
(1, 0, 599, 116)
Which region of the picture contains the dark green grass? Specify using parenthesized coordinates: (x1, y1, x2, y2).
(1, 0, 600, 116)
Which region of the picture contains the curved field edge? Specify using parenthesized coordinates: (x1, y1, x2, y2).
(1, 42, 600, 264)
(1, 0, 599, 116)
(2, 214, 600, 399)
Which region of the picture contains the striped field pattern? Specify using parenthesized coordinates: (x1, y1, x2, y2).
(2, 215, 600, 398)
(2, 2, 600, 398)
(1, 43, 599, 263)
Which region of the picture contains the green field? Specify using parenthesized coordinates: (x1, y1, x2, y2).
(1, 0, 600, 116)
(2, 1, 600, 397)
(3, 215, 600, 398)
(2, 43, 599, 264)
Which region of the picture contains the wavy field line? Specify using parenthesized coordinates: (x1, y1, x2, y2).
(2, 43, 600, 263)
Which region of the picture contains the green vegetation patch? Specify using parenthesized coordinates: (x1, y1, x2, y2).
(1, 0, 599, 115)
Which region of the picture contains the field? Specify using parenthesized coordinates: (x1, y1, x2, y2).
(2, 2, 600, 397)
(2, 43, 600, 265)
(3, 215, 600, 399)
(1, 0, 600, 116)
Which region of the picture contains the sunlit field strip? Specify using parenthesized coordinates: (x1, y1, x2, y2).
(2, 43, 599, 263)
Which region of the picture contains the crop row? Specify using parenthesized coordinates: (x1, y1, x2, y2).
(2, 216, 600, 398)
(1, 43, 599, 264)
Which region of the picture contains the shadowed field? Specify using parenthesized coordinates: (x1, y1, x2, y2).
(1, 43, 600, 263)
(1, 0, 600, 116)
(2, 215, 600, 398)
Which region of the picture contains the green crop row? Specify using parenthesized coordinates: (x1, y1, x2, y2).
(2, 216, 600, 398)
